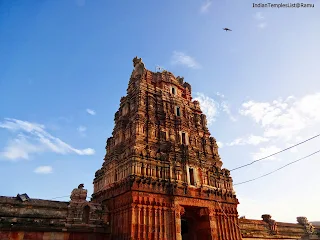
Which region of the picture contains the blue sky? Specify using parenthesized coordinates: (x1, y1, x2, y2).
(1, 0, 320, 223)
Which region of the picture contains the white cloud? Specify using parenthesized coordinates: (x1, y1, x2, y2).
(221, 102, 237, 122)
(216, 92, 225, 98)
(227, 135, 269, 146)
(0, 118, 95, 160)
(194, 93, 219, 125)
(258, 22, 267, 29)
(77, 126, 87, 136)
(86, 109, 96, 115)
(217, 141, 224, 148)
(253, 12, 267, 29)
(1, 135, 44, 160)
(215, 92, 237, 121)
(34, 166, 53, 174)
(171, 51, 201, 69)
(239, 93, 320, 142)
(254, 12, 264, 20)
(77, 126, 86, 132)
(251, 146, 282, 160)
(194, 92, 237, 124)
(200, 0, 212, 13)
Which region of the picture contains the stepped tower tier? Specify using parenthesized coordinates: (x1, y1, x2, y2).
(92, 57, 242, 240)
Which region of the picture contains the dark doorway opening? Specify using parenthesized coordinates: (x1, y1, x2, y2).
(181, 217, 190, 240)
(180, 206, 212, 240)
(181, 218, 188, 235)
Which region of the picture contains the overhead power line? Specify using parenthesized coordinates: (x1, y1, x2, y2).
(50, 195, 70, 200)
(50, 195, 91, 200)
(47, 149, 319, 233)
(234, 149, 320, 186)
(230, 133, 320, 171)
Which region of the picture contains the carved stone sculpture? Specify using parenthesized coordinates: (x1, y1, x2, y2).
(131, 56, 145, 78)
(262, 214, 278, 235)
(297, 216, 315, 235)
(70, 184, 87, 202)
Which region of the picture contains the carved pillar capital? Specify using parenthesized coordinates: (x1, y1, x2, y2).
(175, 205, 185, 216)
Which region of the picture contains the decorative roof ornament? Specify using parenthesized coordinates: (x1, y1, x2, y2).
(155, 65, 165, 72)
(17, 193, 30, 202)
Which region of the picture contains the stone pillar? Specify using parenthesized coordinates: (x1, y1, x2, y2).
(208, 208, 219, 240)
(217, 213, 223, 240)
(154, 207, 159, 239)
(131, 205, 136, 239)
(148, 206, 153, 239)
(137, 205, 142, 239)
(223, 214, 230, 240)
(170, 207, 175, 240)
(222, 213, 228, 240)
(163, 207, 168, 240)
(234, 213, 242, 239)
(229, 213, 236, 240)
(123, 208, 126, 238)
(143, 206, 147, 239)
(175, 205, 185, 240)
(126, 207, 129, 239)
(159, 207, 163, 240)
(114, 210, 118, 237)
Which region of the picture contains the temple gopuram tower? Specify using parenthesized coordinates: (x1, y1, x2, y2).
(92, 57, 242, 240)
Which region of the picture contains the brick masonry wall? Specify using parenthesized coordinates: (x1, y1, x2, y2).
(0, 231, 109, 240)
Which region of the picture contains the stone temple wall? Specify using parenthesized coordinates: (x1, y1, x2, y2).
(1, 192, 319, 240)
(239, 215, 320, 240)
(0, 185, 110, 240)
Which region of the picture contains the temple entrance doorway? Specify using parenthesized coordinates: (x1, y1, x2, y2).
(180, 206, 211, 240)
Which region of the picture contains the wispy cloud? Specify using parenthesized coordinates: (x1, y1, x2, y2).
(78, 126, 86, 132)
(227, 135, 269, 146)
(194, 92, 237, 124)
(217, 141, 224, 148)
(221, 101, 237, 122)
(171, 51, 201, 69)
(258, 22, 267, 29)
(86, 109, 96, 116)
(253, 11, 267, 29)
(1, 134, 44, 160)
(216, 92, 225, 98)
(251, 146, 282, 160)
(194, 93, 219, 125)
(0, 118, 95, 161)
(215, 92, 237, 122)
(77, 125, 87, 136)
(200, 0, 212, 13)
(34, 166, 53, 174)
(234, 92, 320, 158)
(254, 12, 264, 20)
(239, 93, 320, 141)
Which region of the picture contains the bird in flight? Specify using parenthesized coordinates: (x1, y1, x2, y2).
(223, 28, 232, 32)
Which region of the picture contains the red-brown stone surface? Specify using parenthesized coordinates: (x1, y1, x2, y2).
(0, 231, 109, 240)
(92, 57, 242, 240)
